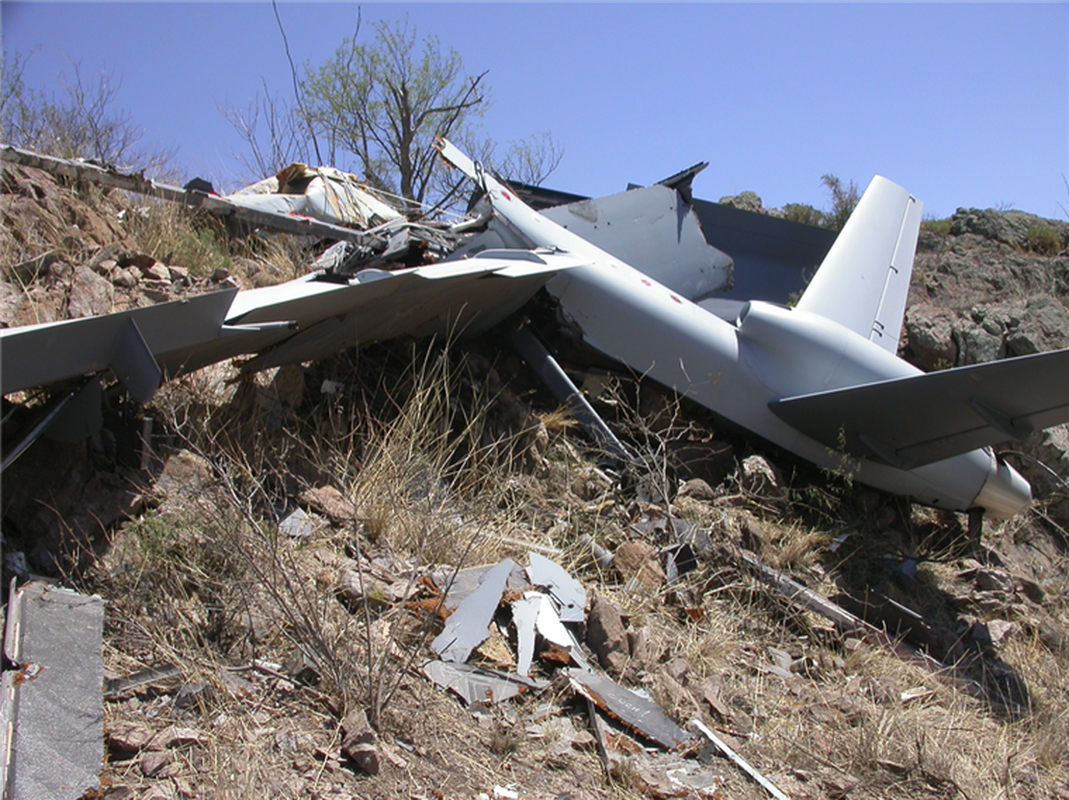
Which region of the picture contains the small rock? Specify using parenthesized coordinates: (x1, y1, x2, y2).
(140, 750, 173, 778)
(1039, 619, 1069, 655)
(106, 721, 154, 753)
(974, 619, 1016, 649)
(739, 516, 767, 552)
(821, 772, 861, 799)
(92, 258, 118, 276)
(102, 785, 135, 799)
(210, 268, 231, 282)
(677, 478, 716, 502)
(975, 568, 1015, 594)
(218, 669, 257, 700)
(658, 673, 702, 720)
(1016, 576, 1046, 604)
(340, 708, 379, 775)
(139, 787, 176, 800)
(739, 455, 786, 501)
(570, 467, 612, 501)
(614, 540, 666, 589)
(119, 252, 157, 271)
(147, 727, 204, 751)
(68, 266, 114, 318)
(144, 263, 172, 282)
(172, 777, 196, 799)
(662, 656, 692, 684)
(698, 679, 733, 721)
(586, 593, 630, 676)
(299, 485, 357, 525)
(174, 682, 213, 710)
(335, 566, 392, 609)
(168, 265, 190, 282)
(112, 266, 141, 288)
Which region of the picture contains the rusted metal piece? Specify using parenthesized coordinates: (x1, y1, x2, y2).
(565, 668, 695, 751)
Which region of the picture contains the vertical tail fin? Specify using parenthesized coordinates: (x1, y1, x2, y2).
(795, 176, 923, 353)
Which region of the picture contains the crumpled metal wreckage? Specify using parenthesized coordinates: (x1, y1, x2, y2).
(3, 140, 1069, 515)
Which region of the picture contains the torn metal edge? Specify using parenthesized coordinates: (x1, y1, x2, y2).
(565, 667, 694, 751)
(690, 718, 790, 800)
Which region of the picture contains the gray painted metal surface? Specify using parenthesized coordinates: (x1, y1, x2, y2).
(506, 326, 633, 462)
(437, 139, 1060, 519)
(0, 289, 238, 397)
(565, 668, 694, 751)
(691, 199, 836, 304)
(770, 346, 1069, 468)
(525, 553, 587, 624)
(1, 581, 104, 800)
(538, 184, 734, 302)
(431, 559, 516, 663)
(236, 253, 583, 373)
(422, 661, 545, 706)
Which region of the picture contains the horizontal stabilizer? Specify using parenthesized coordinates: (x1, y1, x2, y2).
(770, 348, 1069, 468)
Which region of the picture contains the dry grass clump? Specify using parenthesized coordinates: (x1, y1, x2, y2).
(95, 338, 555, 735)
(118, 198, 316, 284)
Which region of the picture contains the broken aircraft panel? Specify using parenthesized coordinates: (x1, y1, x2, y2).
(228, 162, 402, 230)
(0, 288, 242, 398)
(431, 559, 517, 664)
(452, 182, 734, 303)
(432, 561, 530, 611)
(422, 660, 546, 707)
(0, 255, 579, 463)
(511, 591, 590, 676)
(565, 668, 695, 751)
(525, 552, 587, 624)
(1, 582, 105, 800)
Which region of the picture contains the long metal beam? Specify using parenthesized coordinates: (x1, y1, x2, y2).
(1, 145, 385, 247)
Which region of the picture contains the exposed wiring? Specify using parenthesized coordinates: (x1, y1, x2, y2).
(997, 450, 1069, 493)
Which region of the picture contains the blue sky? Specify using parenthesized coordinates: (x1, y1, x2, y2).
(2, 2, 1067, 220)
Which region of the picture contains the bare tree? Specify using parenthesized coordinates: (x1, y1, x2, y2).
(493, 132, 564, 187)
(300, 18, 489, 213)
(2, 51, 175, 175)
(217, 79, 316, 181)
(219, 13, 564, 211)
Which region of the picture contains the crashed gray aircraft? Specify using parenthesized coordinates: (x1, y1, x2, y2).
(3, 141, 1068, 520)
(437, 140, 1069, 520)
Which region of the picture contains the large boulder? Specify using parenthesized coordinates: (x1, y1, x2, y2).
(950, 208, 1069, 252)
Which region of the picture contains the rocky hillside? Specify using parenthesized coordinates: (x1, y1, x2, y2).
(2, 163, 1069, 800)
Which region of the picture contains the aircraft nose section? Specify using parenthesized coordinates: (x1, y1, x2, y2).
(972, 454, 1032, 519)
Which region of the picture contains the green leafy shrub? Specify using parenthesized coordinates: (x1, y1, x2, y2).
(922, 217, 952, 237)
(782, 203, 825, 227)
(1025, 223, 1063, 255)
